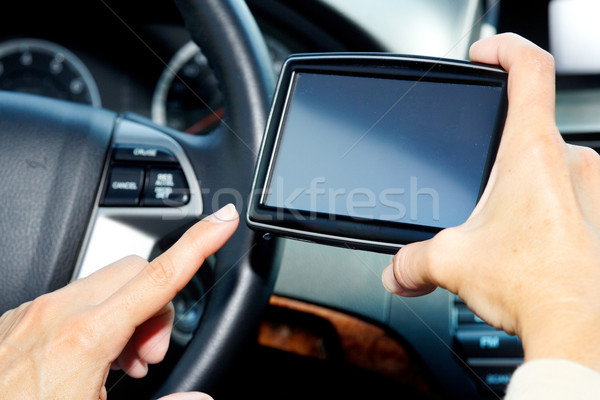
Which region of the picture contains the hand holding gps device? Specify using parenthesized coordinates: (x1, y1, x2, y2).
(247, 54, 508, 253)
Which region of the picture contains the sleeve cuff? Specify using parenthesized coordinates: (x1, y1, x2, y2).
(505, 358, 600, 400)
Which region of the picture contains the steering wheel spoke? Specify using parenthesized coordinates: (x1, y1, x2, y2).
(75, 117, 204, 280)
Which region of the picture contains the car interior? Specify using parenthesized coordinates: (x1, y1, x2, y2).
(0, 1, 598, 399)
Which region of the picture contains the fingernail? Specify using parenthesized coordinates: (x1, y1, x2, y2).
(126, 358, 148, 378)
(204, 203, 238, 223)
(382, 264, 404, 295)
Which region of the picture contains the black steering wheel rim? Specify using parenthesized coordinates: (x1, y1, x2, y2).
(154, 0, 277, 395)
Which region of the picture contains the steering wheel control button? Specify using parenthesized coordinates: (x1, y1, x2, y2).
(142, 168, 189, 207)
(455, 330, 524, 358)
(103, 167, 144, 206)
(470, 365, 516, 393)
(113, 145, 177, 164)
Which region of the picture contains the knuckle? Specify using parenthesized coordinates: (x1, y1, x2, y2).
(145, 255, 176, 287)
(392, 248, 416, 289)
(569, 144, 600, 180)
(426, 228, 457, 286)
(520, 45, 555, 74)
(503, 32, 521, 42)
(3, 295, 60, 340)
(394, 242, 435, 291)
(60, 311, 100, 349)
(0, 302, 30, 336)
(26, 293, 57, 320)
(181, 228, 208, 260)
(121, 255, 148, 269)
(392, 248, 403, 267)
(575, 145, 600, 168)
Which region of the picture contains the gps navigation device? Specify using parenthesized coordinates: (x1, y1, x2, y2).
(247, 54, 508, 253)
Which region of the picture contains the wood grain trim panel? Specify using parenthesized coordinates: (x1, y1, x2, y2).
(258, 295, 442, 399)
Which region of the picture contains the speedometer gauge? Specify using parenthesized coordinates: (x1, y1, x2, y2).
(152, 36, 291, 134)
(0, 39, 101, 106)
(152, 41, 222, 134)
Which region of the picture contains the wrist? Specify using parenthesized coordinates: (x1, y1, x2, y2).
(520, 307, 600, 373)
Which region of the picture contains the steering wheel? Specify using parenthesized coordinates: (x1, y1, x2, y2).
(0, 0, 276, 397)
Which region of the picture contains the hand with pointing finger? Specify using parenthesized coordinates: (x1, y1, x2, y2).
(0, 204, 239, 400)
(383, 33, 600, 373)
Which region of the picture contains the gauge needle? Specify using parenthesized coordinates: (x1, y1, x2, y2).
(184, 107, 224, 135)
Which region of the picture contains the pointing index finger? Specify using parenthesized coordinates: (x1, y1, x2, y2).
(101, 204, 239, 331)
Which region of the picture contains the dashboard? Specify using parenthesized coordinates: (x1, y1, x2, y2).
(2, 1, 600, 399)
(0, 1, 379, 130)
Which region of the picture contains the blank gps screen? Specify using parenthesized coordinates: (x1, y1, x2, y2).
(264, 72, 503, 229)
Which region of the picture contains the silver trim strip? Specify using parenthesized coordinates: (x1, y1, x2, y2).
(246, 215, 404, 252)
(282, 53, 507, 74)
